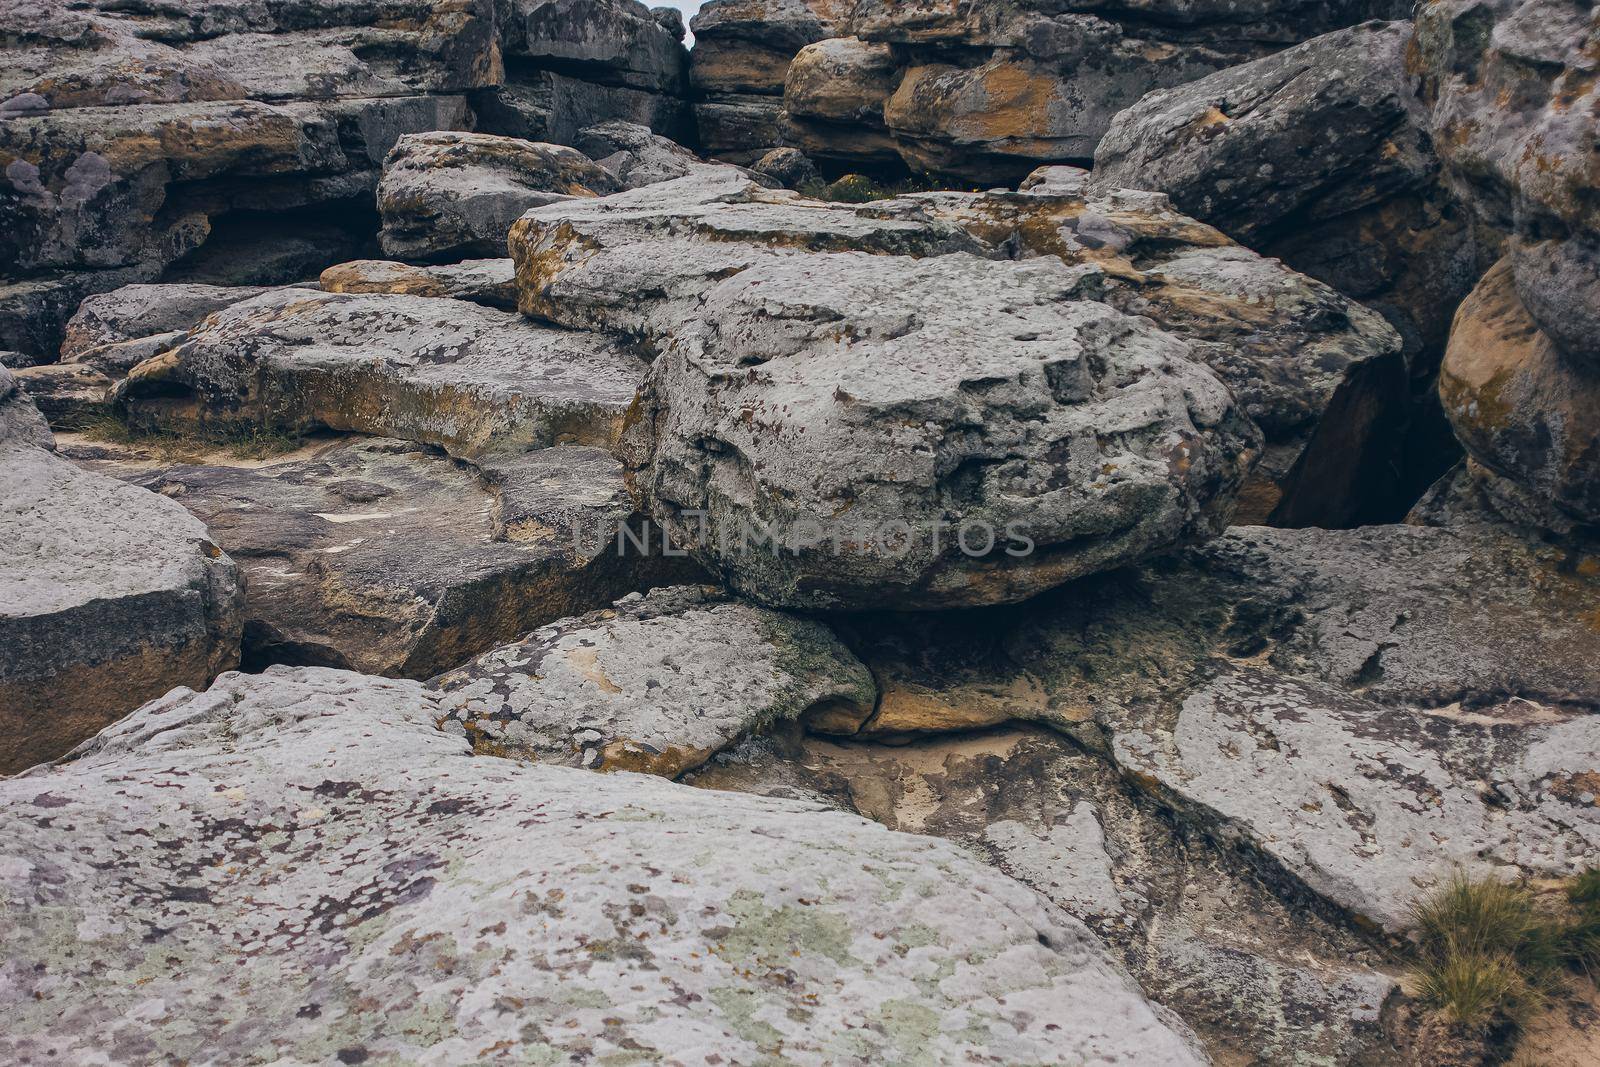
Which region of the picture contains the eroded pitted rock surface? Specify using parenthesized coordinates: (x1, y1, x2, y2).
(0, 0, 494, 358)
(377, 132, 623, 262)
(692, 725, 1404, 1065)
(895, 184, 1407, 526)
(511, 169, 1413, 605)
(827, 522, 1600, 932)
(115, 288, 646, 460)
(0, 665, 1208, 1065)
(59, 283, 287, 370)
(69, 436, 694, 679)
(0, 376, 243, 773)
(434, 585, 876, 776)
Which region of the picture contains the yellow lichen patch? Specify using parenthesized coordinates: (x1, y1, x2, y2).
(599, 739, 713, 778)
(567, 647, 623, 695)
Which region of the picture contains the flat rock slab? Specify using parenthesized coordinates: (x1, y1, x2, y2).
(0, 431, 243, 773)
(60, 283, 287, 367)
(433, 585, 877, 776)
(834, 522, 1600, 932)
(1112, 665, 1600, 933)
(115, 288, 646, 460)
(513, 169, 1261, 609)
(691, 726, 1401, 1065)
(69, 435, 695, 680)
(0, 665, 1206, 1065)
(318, 259, 517, 309)
(378, 132, 623, 262)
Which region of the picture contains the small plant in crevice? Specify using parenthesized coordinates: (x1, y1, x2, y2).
(1407, 869, 1600, 1037)
(78, 416, 308, 462)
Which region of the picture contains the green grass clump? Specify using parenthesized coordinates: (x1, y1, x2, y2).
(1409, 870, 1600, 1035)
(78, 416, 306, 463)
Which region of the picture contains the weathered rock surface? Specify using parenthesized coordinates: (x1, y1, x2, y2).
(0, 0, 493, 358)
(1, 379, 243, 773)
(1093, 21, 1491, 372)
(691, 0, 1413, 180)
(70, 435, 696, 679)
(434, 585, 876, 776)
(1439, 256, 1600, 527)
(377, 132, 622, 262)
(575, 119, 705, 187)
(11, 362, 115, 429)
(829, 522, 1600, 932)
(59, 283, 283, 368)
(693, 726, 1404, 1064)
(479, 0, 693, 146)
(897, 184, 1407, 526)
(318, 258, 516, 309)
(0, 665, 1208, 1064)
(1414, 0, 1600, 364)
(751, 145, 822, 188)
(0, 364, 53, 450)
(115, 288, 646, 460)
(513, 170, 1262, 609)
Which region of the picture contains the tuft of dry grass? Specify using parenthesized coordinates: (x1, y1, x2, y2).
(77, 416, 306, 463)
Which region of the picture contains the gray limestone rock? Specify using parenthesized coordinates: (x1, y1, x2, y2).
(0, 413, 243, 772)
(59, 283, 284, 366)
(833, 522, 1600, 931)
(377, 132, 623, 262)
(70, 435, 697, 679)
(575, 119, 707, 187)
(691, 726, 1404, 1065)
(433, 585, 877, 776)
(0, 664, 1208, 1065)
(114, 288, 646, 460)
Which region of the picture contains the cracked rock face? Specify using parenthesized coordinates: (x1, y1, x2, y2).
(692, 0, 1411, 179)
(692, 725, 1404, 1065)
(510, 169, 1407, 607)
(1093, 20, 1492, 374)
(1414, 0, 1600, 363)
(1, 380, 243, 772)
(0, 0, 494, 357)
(377, 132, 623, 262)
(70, 436, 694, 679)
(0, 665, 1207, 1065)
(114, 288, 647, 460)
(434, 585, 877, 776)
(830, 522, 1600, 932)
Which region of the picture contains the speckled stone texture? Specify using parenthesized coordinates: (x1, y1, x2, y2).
(377, 132, 622, 262)
(827, 522, 1600, 932)
(691, 726, 1403, 1065)
(1, 377, 243, 772)
(0, 665, 1207, 1065)
(114, 288, 646, 460)
(318, 259, 517, 309)
(71, 436, 695, 679)
(511, 168, 1403, 607)
(434, 585, 876, 776)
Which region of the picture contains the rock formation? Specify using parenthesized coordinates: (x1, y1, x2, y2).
(4, 2, 1600, 1061)
(1, 369, 243, 772)
(0, 665, 1208, 1064)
